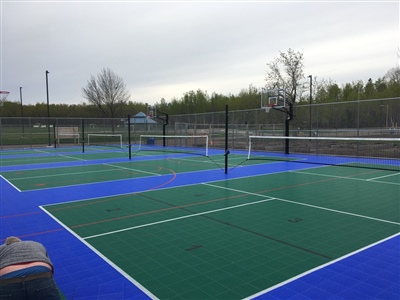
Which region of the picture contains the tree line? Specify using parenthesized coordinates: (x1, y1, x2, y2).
(1, 50, 399, 119)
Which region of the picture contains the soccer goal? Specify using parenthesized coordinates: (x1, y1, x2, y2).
(87, 134, 123, 148)
(138, 135, 209, 156)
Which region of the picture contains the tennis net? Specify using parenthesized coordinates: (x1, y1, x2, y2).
(87, 134, 123, 148)
(248, 135, 400, 171)
(138, 135, 209, 156)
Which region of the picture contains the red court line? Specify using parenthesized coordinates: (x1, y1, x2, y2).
(47, 168, 177, 212)
(69, 175, 345, 229)
(68, 168, 382, 229)
(70, 189, 247, 229)
(0, 211, 42, 219)
(0, 228, 64, 243)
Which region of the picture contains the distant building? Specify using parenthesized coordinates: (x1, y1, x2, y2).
(126, 112, 158, 131)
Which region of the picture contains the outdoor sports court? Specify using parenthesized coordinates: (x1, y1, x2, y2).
(0, 143, 399, 299)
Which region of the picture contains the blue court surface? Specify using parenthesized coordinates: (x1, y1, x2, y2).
(0, 147, 399, 299)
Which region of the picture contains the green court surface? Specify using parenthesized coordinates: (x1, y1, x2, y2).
(0, 150, 130, 167)
(2, 154, 268, 191)
(43, 166, 400, 299)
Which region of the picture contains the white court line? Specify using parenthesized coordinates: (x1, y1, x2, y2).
(3, 156, 69, 164)
(33, 149, 51, 154)
(102, 163, 162, 176)
(291, 170, 400, 186)
(204, 183, 400, 225)
(58, 154, 86, 161)
(0, 175, 22, 192)
(9, 168, 123, 181)
(83, 178, 399, 240)
(245, 232, 400, 299)
(10, 163, 161, 181)
(367, 172, 400, 181)
(83, 196, 277, 240)
(39, 206, 159, 300)
(275, 196, 400, 225)
(202, 182, 272, 198)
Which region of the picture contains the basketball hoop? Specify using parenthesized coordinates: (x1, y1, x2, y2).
(0, 91, 10, 107)
(264, 104, 275, 113)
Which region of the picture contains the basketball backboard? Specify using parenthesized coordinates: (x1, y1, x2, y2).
(261, 88, 286, 112)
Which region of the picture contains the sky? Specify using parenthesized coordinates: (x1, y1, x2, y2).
(1, 0, 399, 106)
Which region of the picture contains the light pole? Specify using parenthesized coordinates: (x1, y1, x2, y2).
(45, 70, 51, 146)
(19, 87, 24, 137)
(308, 75, 312, 137)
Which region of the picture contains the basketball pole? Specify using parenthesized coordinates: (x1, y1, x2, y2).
(153, 108, 169, 147)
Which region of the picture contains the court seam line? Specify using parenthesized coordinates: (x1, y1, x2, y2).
(291, 170, 400, 186)
(81, 197, 277, 240)
(204, 183, 400, 226)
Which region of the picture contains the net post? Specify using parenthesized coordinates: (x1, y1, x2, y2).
(128, 115, 131, 160)
(81, 119, 85, 153)
(224, 105, 229, 174)
(53, 122, 57, 149)
(205, 135, 209, 157)
(247, 136, 252, 159)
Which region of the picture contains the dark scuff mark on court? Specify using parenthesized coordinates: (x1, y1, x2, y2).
(185, 245, 203, 251)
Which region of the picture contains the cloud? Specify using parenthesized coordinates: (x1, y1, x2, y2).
(1, 1, 398, 105)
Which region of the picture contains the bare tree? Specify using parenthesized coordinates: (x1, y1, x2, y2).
(82, 67, 131, 118)
(265, 48, 306, 103)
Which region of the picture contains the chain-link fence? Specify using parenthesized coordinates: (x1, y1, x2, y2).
(0, 97, 399, 150)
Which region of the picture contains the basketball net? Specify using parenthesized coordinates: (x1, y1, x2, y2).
(264, 104, 274, 113)
(0, 91, 10, 107)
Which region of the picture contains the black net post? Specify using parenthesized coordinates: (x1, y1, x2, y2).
(224, 105, 229, 174)
(285, 102, 294, 154)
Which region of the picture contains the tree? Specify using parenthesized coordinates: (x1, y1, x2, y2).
(82, 67, 130, 118)
(265, 48, 306, 103)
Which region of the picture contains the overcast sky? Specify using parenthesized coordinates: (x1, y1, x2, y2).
(1, 0, 399, 106)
